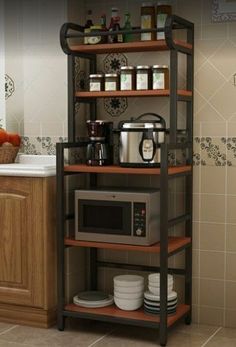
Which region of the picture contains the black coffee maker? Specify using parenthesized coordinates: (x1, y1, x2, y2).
(86, 120, 113, 166)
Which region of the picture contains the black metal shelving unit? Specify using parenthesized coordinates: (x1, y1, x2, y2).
(57, 15, 194, 347)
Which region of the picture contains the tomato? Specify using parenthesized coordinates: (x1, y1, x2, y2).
(0, 128, 8, 145)
(8, 133, 21, 147)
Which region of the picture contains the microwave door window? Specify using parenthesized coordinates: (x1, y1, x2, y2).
(78, 200, 131, 235)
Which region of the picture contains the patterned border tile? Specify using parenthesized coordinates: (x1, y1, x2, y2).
(5, 74, 15, 100)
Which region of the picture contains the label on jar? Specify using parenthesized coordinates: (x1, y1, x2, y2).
(105, 81, 117, 91)
(153, 72, 165, 89)
(84, 28, 90, 44)
(88, 35, 101, 45)
(90, 82, 101, 91)
(120, 74, 132, 90)
(141, 15, 152, 41)
(157, 13, 167, 39)
(137, 73, 148, 90)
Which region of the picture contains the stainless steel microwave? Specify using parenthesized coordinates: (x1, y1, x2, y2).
(75, 188, 160, 246)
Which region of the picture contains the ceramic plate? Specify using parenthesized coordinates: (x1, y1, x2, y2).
(73, 294, 114, 308)
(76, 291, 109, 301)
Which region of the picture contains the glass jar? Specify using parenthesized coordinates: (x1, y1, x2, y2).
(89, 74, 104, 91)
(120, 66, 136, 91)
(88, 25, 106, 45)
(156, 2, 172, 40)
(141, 2, 156, 41)
(136, 66, 151, 90)
(104, 73, 119, 91)
(152, 65, 169, 90)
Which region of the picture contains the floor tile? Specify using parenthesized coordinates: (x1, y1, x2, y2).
(0, 323, 17, 334)
(205, 337, 236, 347)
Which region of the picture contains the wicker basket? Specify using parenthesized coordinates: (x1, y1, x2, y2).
(0, 146, 20, 164)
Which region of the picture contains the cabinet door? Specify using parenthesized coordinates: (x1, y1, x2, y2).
(0, 177, 44, 308)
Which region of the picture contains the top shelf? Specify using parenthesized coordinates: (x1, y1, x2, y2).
(70, 39, 193, 55)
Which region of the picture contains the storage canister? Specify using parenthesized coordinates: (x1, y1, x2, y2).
(156, 2, 172, 39)
(152, 65, 169, 89)
(88, 25, 106, 45)
(120, 66, 135, 91)
(141, 2, 156, 41)
(89, 74, 104, 91)
(136, 66, 151, 90)
(105, 73, 119, 91)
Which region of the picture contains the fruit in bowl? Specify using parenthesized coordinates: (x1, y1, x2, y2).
(0, 128, 21, 147)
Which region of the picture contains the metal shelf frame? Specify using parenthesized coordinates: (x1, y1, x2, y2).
(57, 14, 194, 347)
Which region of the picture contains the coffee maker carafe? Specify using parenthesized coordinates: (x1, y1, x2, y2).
(86, 120, 113, 166)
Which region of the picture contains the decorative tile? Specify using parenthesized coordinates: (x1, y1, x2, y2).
(200, 137, 226, 166)
(225, 137, 236, 166)
(75, 57, 81, 75)
(21, 137, 41, 155)
(103, 53, 128, 73)
(37, 136, 66, 155)
(76, 70, 86, 91)
(193, 137, 201, 166)
(5, 74, 15, 100)
(104, 97, 128, 117)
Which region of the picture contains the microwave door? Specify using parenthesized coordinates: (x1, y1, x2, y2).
(78, 199, 132, 236)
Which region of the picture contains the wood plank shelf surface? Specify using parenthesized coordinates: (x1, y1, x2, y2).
(64, 304, 190, 328)
(64, 236, 191, 254)
(64, 164, 192, 175)
(76, 89, 192, 99)
(70, 39, 193, 54)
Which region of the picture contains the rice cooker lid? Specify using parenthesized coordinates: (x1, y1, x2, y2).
(121, 121, 165, 130)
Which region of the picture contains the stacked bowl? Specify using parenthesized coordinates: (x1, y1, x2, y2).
(113, 275, 144, 311)
(144, 273, 178, 315)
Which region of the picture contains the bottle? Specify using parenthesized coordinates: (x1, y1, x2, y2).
(141, 2, 155, 41)
(100, 14, 108, 43)
(156, 1, 172, 40)
(84, 10, 93, 45)
(108, 7, 123, 43)
(123, 12, 133, 43)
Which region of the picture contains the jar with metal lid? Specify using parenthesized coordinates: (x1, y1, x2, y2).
(105, 73, 119, 91)
(141, 2, 156, 41)
(152, 65, 169, 90)
(88, 25, 106, 45)
(89, 74, 104, 91)
(120, 66, 136, 91)
(136, 66, 151, 90)
(156, 2, 172, 39)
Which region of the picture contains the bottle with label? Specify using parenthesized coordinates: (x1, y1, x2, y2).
(84, 10, 93, 45)
(108, 7, 123, 43)
(141, 2, 155, 41)
(156, 2, 172, 40)
(123, 12, 133, 43)
(100, 14, 108, 43)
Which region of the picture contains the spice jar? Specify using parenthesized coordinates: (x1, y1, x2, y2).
(152, 65, 169, 89)
(156, 2, 172, 40)
(136, 66, 151, 90)
(88, 25, 106, 45)
(120, 66, 136, 91)
(89, 74, 104, 91)
(141, 2, 156, 41)
(105, 73, 119, 91)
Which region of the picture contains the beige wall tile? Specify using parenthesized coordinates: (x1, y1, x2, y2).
(200, 279, 224, 307)
(226, 253, 236, 281)
(192, 305, 199, 323)
(193, 194, 200, 222)
(201, 122, 226, 137)
(225, 310, 236, 329)
(193, 250, 199, 277)
(200, 251, 224, 280)
(193, 167, 200, 195)
(193, 222, 200, 250)
(225, 281, 236, 310)
(200, 194, 225, 223)
(227, 196, 236, 224)
(199, 306, 224, 326)
(201, 24, 227, 40)
(201, 166, 226, 195)
(226, 224, 236, 253)
(195, 102, 225, 123)
(192, 277, 199, 306)
(200, 223, 225, 251)
(209, 40, 236, 80)
(210, 81, 236, 120)
(227, 123, 236, 137)
(227, 167, 236, 195)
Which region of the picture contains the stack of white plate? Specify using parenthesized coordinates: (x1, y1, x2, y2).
(148, 273, 174, 295)
(73, 291, 114, 308)
(113, 275, 144, 311)
(144, 290, 178, 315)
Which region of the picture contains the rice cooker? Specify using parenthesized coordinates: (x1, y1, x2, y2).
(118, 113, 166, 167)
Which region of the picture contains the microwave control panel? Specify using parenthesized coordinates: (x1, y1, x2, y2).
(133, 203, 146, 237)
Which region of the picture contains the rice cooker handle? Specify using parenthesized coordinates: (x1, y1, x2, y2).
(139, 129, 156, 162)
(134, 113, 166, 127)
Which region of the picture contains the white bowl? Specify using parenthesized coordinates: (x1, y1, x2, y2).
(114, 284, 144, 294)
(114, 296, 143, 311)
(114, 290, 143, 300)
(148, 273, 173, 284)
(144, 290, 178, 302)
(114, 275, 144, 287)
(148, 285, 173, 296)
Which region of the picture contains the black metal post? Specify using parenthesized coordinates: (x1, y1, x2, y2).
(169, 50, 178, 144)
(159, 143, 169, 347)
(68, 55, 76, 142)
(57, 143, 66, 331)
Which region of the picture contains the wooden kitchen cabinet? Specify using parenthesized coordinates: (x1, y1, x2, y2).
(0, 176, 56, 327)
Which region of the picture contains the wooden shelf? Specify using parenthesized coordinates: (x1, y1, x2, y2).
(64, 303, 190, 328)
(64, 164, 191, 175)
(70, 39, 193, 54)
(75, 89, 192, 99)
(64, 236, 191, 254)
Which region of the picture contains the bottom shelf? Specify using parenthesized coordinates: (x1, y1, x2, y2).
(64, 303, 190, 328)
